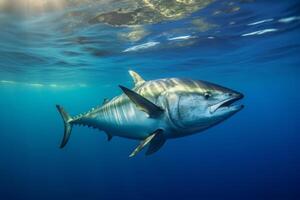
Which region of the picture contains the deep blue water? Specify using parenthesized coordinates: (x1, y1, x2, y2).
(1, 0, 300, 199)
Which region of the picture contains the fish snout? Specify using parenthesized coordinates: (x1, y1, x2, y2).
(227, 91, 244, 101)
(210, 91, 244, 114)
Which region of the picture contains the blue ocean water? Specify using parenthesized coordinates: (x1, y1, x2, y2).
(0, 0, 300, 199)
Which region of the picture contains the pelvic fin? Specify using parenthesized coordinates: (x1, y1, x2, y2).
(129, 129, 164, 157)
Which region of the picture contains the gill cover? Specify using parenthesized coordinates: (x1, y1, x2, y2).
(177, 94, 208, 127)
(165, 92, 208, 128)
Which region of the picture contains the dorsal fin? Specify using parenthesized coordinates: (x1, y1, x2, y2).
(119, 85, 164, 118)
(102, 98, 110, 105)
(129, 70, 145, 86)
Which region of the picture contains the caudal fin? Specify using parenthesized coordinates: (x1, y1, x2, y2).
(56, 105, 73, 148)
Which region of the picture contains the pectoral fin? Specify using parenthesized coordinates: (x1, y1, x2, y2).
(129, 129, 164, 157)
(119, 85, 164, 117)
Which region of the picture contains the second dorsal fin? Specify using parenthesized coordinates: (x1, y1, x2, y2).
(102, 98, 110, 105)
(129, 70, 145, 86)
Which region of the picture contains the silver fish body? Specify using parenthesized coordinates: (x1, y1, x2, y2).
(56, 71, 244, 157)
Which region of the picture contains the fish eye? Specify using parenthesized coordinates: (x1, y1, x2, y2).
(204, 92, 211, 99)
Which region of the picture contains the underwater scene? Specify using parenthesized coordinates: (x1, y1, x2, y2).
(0, 0, 300, 199)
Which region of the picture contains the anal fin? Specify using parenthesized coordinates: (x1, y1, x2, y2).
(107, 133, 113, 141)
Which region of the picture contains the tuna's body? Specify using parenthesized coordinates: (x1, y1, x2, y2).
(57, 71, 244, 157)
(76, 78, 201, 140)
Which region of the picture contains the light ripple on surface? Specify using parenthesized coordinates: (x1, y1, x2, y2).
(168, 35, 196, 41)
(241, 29, 278, 37)
(0, 80, 87, 89)
(247, 19, 274, 26)
(278, 16, 300, 23)
(123, 41, 160, 52)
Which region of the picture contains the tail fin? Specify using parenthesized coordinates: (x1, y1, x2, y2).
(56, 105, 73, 148)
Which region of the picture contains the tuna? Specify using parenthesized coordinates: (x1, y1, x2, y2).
(56, 70, 244, 157)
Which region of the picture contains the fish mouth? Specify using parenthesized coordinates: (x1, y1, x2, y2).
(210, 94, 244, 114)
